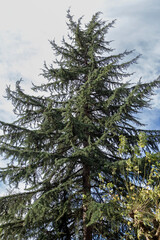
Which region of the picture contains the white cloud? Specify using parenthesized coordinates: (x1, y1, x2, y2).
(0, 0, 108, 120)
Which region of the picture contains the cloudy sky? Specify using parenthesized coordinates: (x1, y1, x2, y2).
(0, 0, 160, 192)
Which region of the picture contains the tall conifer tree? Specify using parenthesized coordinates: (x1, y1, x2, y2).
(0, 11, 159, 239)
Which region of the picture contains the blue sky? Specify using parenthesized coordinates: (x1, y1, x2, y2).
(0, 0, 160, 192)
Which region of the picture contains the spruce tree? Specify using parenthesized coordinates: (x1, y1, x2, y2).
(0, 11, 160, 239)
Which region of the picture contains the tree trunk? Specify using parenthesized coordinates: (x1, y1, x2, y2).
(82, 164, 92, 240)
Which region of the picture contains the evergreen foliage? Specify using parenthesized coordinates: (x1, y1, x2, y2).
(0, 11, 160, 239)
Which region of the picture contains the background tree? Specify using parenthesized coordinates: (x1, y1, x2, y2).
(0, 11, 160, 239)
(96, 133, 160, 240)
